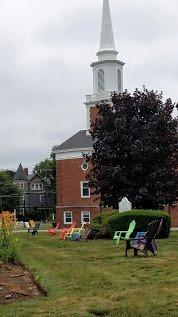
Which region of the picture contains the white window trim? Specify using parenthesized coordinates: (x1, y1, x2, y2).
(20, 182, 24, 189)
(80, 181, 90, 198)
(64, 211, 73, 225)
(30, 183, 43, 191)
(81, 211, 90, 224)
(30, 183, 35, 190)
(20, 195, 24, 202)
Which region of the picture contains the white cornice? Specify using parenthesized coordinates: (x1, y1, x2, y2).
(55, 147, 93, 161)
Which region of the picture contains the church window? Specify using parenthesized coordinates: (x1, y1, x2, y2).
(81, 181, 90, 198)
(64, 211, 72, 224)
(98, 69, 105, 92)
(118, 69, 121, 91)
(81, 211, 90, 224)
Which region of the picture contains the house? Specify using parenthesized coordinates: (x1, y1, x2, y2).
(54, 0, 124, 227)
(13, 163, 54, 219)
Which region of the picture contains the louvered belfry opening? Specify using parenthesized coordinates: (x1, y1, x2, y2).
(98, 68, 105, 92)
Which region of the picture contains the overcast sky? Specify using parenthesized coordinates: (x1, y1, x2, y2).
(0, 0, 177, 171)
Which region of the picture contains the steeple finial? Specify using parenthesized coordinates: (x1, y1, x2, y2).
(99, 0, 116, 52)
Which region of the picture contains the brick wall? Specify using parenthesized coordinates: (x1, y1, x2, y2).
(56, 207, 100, 228)
(90, 107, 99, 128)
(56, 158, 100, 227)
(169, 206, 178, 228)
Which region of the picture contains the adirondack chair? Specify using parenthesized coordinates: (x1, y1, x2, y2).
(24, 221, 36, 233)
(79, 228, 92, 242)
(125, 220, 160, 257)
(113, 220, 136, 246)
(24, 221, 31, 233)
(60, 222, 76, 240)
(69, 222, 86, 241)
(48, 222, 60, 236)
(31, 223, 40, 236)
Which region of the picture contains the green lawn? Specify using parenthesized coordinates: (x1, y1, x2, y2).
(1, 232, 178, 317)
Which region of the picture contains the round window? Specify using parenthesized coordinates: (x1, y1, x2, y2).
(81, 162, 88, 171)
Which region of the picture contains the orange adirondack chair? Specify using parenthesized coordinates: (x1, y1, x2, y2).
(60, 222, 76, 240)
(48, 222, 60, 236)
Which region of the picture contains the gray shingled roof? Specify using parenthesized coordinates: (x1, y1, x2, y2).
(13, 163, 27, 181)
(56, 130, 93, 151)
(27, 173, 36, 181)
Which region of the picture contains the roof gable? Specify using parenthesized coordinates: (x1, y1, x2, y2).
(55, 130, 93, 152)
(13, 164, 27, 181)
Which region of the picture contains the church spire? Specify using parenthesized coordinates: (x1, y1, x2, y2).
(85, 0, 125, 121)
(99, 0, 116, 52)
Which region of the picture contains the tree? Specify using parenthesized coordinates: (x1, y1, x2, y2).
(88, 88, 178, 210)
(0, 171, 20, 211)
(4, 170, 15, 180)
(33, 146, 58, 191)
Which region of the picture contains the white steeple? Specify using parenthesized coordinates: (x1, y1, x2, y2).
(98, 0, 117, 58)
(85, 0, 125, 129)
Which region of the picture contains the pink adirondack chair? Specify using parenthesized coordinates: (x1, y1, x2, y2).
(48, 222, 60, 236)
(60, 222, 76, 240)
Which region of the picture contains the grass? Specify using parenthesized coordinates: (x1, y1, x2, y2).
(0, 232, 178, 317)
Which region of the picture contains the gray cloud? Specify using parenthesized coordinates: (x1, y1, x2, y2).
(0, 0, 177, 171)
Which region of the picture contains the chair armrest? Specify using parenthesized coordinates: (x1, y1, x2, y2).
(125, 237, 145, 241)
(114, 231, 127, 234)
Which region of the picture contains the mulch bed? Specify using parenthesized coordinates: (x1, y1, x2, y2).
(0, 261, 47, 304)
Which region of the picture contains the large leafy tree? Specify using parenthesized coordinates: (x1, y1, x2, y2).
(89, 88, 178, 209)
(33, 147, 57, 191)
(0, 171, 20, 211)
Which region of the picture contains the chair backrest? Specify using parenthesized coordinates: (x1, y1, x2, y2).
(125, 220, 136, 239)
(24, 221, 30, 229)
(145, 220, 159, 248)
(157, 219, 163, 237)
(79, 222, 86, 233)
(34, 223, 40, 231)
(71, 221, 76, 230)
(55, 222, 60, 230)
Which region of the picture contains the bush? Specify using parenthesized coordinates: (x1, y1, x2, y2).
(17, 209, 43, 222)
(0, 211, 20, 263)
(91, 210, 118, 238)
(91, 210, 171, 239)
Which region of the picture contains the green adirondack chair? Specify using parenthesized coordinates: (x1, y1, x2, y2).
(113, 220, 136, 246)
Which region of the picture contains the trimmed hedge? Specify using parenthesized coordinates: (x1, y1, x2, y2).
(91, 210, 118, 239)
(91, 210, 171, 239)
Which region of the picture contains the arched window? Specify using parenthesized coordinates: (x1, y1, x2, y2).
(98, 69, 104, 92)
(118, 69, 121, 92)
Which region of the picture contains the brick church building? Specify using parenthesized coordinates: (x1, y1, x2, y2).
(54, 0, 123, 226)
(54, 0, 178, 228)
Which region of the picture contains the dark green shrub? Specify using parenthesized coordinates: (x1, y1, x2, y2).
(107, 210, 171, 238)
(16, 209, 43, 222)
(92, 210, 118, 238)
(26, 209, 43, 221)
(91, 210, 171, 239)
